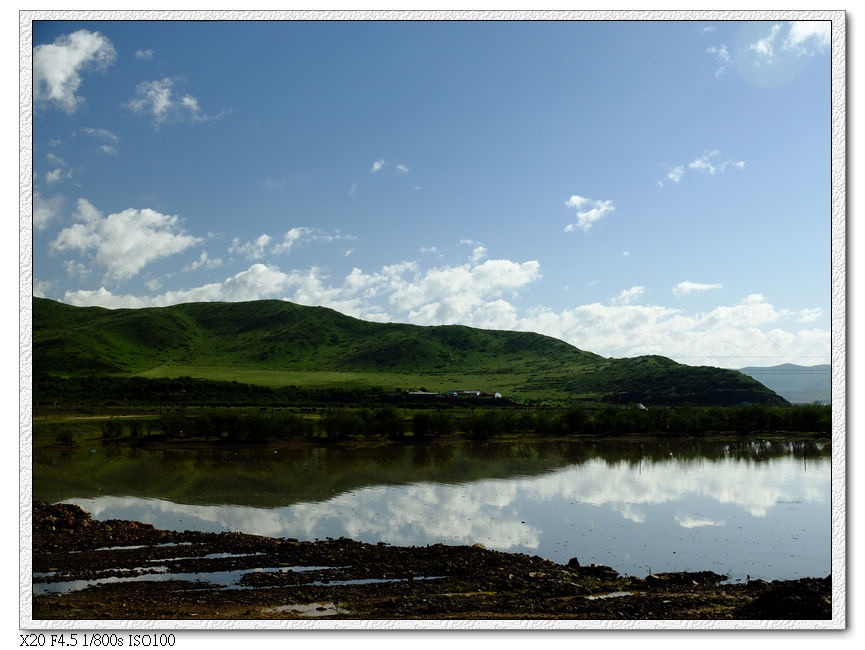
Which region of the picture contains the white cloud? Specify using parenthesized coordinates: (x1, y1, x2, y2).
(667, 165, 685, 183)
(689, 150, 720, 174)
(51, 199, 202, 282)
(60, 255, 828, 368)
(564, 195, 589, 209)
(470, 246, 487, 263)
(673, 281, 723, 297)
(611, 286, 644, 306)
(34, 30, 116, 112)
(63, 259, 90, 280)
(681, 150, 745, 178)
(135, 49, 155, 60)
(272, 227, 315, 256)
(749, 23, 783, 62)
(229, 234, 272, 260)
(396, 163, 410, 174)
(515, 294, 828, 368)
(43, 152, 72, 184)
(34, 193, 64, 230)
(420, 246, 439, 254)
(182, 251, 223, 272)
(125, 78, 220, 126)
(784, 21, 830, 55)
(81, 127, 118, 143)
(707, 44, 731, 77)
(564, 195, 615, 232)
(64, 256, 541, 329)
(34, 279, 56, 298)
(370, 159, 384, 173)
(229, 228, 355, 260)
(798, 307, 822, 323)
(45, 169, 65, 184)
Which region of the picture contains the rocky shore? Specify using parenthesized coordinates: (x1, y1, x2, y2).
(31, 502, 831, 621)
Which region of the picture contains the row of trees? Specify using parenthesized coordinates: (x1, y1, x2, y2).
(90, 402, 831, 444)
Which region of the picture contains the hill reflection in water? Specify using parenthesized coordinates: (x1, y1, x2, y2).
(37, 439, 830, 581)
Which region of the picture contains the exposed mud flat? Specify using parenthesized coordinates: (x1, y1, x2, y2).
(31, 502, 831, 621)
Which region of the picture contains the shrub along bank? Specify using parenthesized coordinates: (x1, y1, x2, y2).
(37, 402, 831, 448)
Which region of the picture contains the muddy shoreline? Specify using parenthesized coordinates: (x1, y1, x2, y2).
(31, 502, 831, 621)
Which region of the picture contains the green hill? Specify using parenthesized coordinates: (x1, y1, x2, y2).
(32, 297, 787, 406)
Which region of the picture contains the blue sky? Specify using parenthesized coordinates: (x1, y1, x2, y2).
(30, 17, 834, 368)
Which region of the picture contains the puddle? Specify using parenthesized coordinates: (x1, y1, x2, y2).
(307, 575, 445, 586)
(146, 551, 265, 562)
(32, 565, 348, 595)
(33, 566, 285, 595)
(586, 591, 637, 600)
(93, 542, 193, 551)
(263, 602, 350, 617)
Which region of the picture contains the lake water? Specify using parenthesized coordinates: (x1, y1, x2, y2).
(33, 438, 830, 582)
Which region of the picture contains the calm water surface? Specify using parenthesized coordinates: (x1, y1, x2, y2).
(34, 438, 830, 581)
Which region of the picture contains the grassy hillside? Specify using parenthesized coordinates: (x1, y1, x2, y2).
(33, 297, 787, 406)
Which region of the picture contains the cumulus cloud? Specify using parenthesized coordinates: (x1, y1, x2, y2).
(182, 251, 223, 272)
(63, 259, 90, 280)
(135, 49, 154, 60)
(515, 294, 828, 368)
(65, 256, 542, 329)
(689, 150, 721, 174)
(370, 159, 385, 173)
(673, 281, 723, 297)
(229, 234, 272, 260)
(230, 228, 356, 259)
(271, 228, 312, 256)
(611, 286, 645, 306)
(395, 163, 410, 173)
(51, 199, 201, 282)
(470, 246, 487, 263)
(661, 150, 744, 186)
(784, 21, 830, 55)
(45, 169, 67, 184)
(81, 127, 119, 154)
(746, 21, 830, 66)
(34, 192, 64, 230)
(749, 23, 783, 61)
(798, 307, 822, 323)
(43, 153, 72, 184)
(59, 259, 827, 369)
(707, 44, 731, 77)
(34, 29, 116, 112)
(125, 77, 220, 126)
(564, 194, 615, 232)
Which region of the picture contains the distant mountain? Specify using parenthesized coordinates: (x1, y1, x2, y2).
(32, 297, 788, 407)
(739, 364, 831, 404)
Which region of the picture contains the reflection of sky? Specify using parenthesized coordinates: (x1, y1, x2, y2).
(67, 454, 829, 582)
